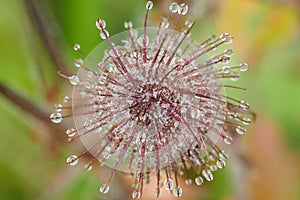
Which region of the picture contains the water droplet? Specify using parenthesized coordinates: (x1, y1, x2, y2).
(69, 75, 79, 85)
(50, 113, 62, 123)
(161, 17, 169, 28)
(217, 159, 226, 169)
(84, 119, 94, 130)
(132, 191, 141, 199)
(66, 128, 76, 137)
(66, 155, 78, 166)
(195, 176, 204, 186)
(164, 178, 174, 190)
(239, 100, 250, 110)
(124, 21, 133, 29)
(222, 66, 231, 74)
(63, 96, 69, 102)
(220, 33, 233, 44)
(84, 164, 92, 171)
(137, 35, 149, 47)
(98, 76, 106, 84)
(74, 58, 83, 68)
(239, 63, 248, 72)
(223, 135, 233, 144)
(236, 126, 246, 135)
(242, 117, 251, 125)
(230, 72, 240, 81)
(209, 35, 217, 41)
(202, 169, 213, 181)
(100, 29, 109, 39)
(73, 44, 80, 51)
(99, 184, 109, 194)
(178, 3, 188, 15)
(146, 1, 153, 10)
(185, 20, 193, 28)
(219, 150, 229, 160)
(172, 186, 183, 197)
(221, 55, 230, 64)
(87, 71, 93, 78)
(54, 104, 62, 112)
(224, 49, 234, 56)
(169, 2, 178, 13)
(210, 164, 218, 172)
(96, 18, 106, 29)
(185, 179, 192, 185)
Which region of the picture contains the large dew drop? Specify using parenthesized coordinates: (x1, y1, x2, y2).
(50, 113, 62, 123)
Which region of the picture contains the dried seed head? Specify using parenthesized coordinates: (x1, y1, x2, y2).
(51, 1, 252, 198)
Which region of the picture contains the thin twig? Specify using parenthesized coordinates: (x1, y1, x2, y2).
(22, 0, 69, 73)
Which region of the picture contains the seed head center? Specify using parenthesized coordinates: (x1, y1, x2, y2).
(129, 83, 176, 126)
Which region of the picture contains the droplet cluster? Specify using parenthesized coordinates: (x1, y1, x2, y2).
(50, 1, 252, 198)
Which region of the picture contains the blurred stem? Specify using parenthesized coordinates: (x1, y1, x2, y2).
(0, 82, 65, 148)
(0, 82, 49, 122)
(22, 0, 69, 73)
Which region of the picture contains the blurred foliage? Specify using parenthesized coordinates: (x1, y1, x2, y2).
(0, 0, 299, 200)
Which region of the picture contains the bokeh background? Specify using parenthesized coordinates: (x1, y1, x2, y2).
(0, 0, 299, 199)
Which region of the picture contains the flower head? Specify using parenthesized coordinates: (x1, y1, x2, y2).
(51, 1, 252, 198)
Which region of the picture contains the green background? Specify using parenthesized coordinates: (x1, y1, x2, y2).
(0, 0, 299, 199)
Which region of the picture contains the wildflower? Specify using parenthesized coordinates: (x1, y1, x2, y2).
(50, 1, 252, 198)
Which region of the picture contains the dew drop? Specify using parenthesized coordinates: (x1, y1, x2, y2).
(221, 55, 230, 64)
(224, 49, 234, 56)
(178, 3, 188, 15)
(100, 29, 109, 39)
(96, 18, 106, 29)
(84, 164, 92, 171)
(185, 179, 192, 185)
(50, 113, 62, 123)
(146, 1, 153, 10)
(66, 128, 76, 137)
(236, 126, 246, 135)
(87, 71, 93, 78)
(242, 117, 251, 125)
(219, 150, 229, 160)
(63, 96, 69, 102)
(54, 104, 62, 112)
(209, 35, 217, 41)
(66, 155, 78, 166)
(169, 2, 178, 13)
(84, 119, 94, 130)
(239, 63, 248, 72)
(222, 66, 231, 74)
(132, 191, 141, 199)
(74, 58, 83, 68)
(161, 17, 169, 28)
(172, 186, 183, 197)
(124, 21, 133, 29)
(220, 33, 233, 44)
(73, 44, 80, 51)
(195, 176, 204, 186)
(210, 164, 218, 172)
(185, 20, 193, 28)
(239, 100, 250, 110)
(99, 184, 109, 194)
(202, 169, 213, 181)
(69, 75, 79, 85)
(217, 159, 226, 169)
(230, 72, 240, 81)
(223, 135, 233, 144)
(164, 178, 174, 191)
(137, 35, 149, 47)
